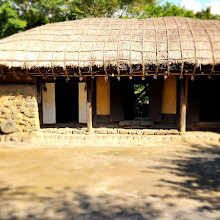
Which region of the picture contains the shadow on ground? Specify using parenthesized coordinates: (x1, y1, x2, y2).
(0, 143, 220, 219)
(0, 186, 161, 220)
(157, 144, 220, 212)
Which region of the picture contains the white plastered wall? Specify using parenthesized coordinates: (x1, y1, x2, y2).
(78, 82, 87, 124)
(42, 83, 56, 124)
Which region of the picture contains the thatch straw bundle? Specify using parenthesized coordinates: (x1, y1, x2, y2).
(0, 17, 219, 72)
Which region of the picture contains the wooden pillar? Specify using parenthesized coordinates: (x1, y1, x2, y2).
(180, 78, 186, 132)
(87, 77, 93, 132)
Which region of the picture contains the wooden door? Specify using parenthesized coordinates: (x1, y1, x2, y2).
(42, 83, 56, 124)
(110, 78, 124, 121)
(78, 82, 87, 124)
(148, 77, 163, 122)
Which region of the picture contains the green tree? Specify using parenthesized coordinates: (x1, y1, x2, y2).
(0, 1, 27, 38)
(66, 0, 120, 19)
(196, 7, 220, 20)
(7, 0, 157, 29)
(66, 0, 156, 19)
(12, 0, 68, 29)
(0, 0, 219, 39)
(124, 2, 196, 18)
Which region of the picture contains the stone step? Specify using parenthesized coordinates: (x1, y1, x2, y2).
(0, 134, 33, 143)
(1, 132, 220, 145)
(119, 120, 153, 127)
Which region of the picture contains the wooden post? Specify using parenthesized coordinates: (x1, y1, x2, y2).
(92, 77, 97, 127)
(87, 77, 93, 132)
(180, 78, 186, 132)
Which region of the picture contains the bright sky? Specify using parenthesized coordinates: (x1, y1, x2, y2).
(161, 0, 220, 14)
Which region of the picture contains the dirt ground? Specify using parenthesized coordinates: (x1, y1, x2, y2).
(0, 138, 220, 220)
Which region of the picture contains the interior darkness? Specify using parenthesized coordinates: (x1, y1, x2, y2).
(189, 77, 220, 122)
(198, 77, 220, 121)
(55, 79, 78, 123)
(123, 78, 149, 120)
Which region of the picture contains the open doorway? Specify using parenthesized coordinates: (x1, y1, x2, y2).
(55, 80, 78, 123)
(198, 77, 220, 122)
(123, 78, 150, 120)
(133, 83, 149, 119)
(188, 77, 220, 126)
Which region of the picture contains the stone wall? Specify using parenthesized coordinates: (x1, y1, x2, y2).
(0, 84, 40, 132)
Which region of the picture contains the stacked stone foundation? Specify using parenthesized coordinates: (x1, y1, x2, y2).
(0, 84, 40, 132)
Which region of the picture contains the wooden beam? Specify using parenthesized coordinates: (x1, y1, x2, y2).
(52, 67, 57, 80)
(104, 66, 109, 81)
(117, 63, 120, 81)
(38, 68, 46, 79)
(25, 72, 220, 78)
(185, 76, 189, 110)
(92, 77, 97, 127)
(87, 77, 93, 133)
(154, 64, 158, 79)
(79, 67, 83, 81)
(180, 78, 186, 132)
(1, 66, 5, 79)
(2, 68, 220, 77)
(12, 68, 20, 80)
(65, 69, 70, 81)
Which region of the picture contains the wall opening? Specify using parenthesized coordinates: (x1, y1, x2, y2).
(133, 83, 149, 119)
(123, 78, 150, 120)
(55, 80, 78, 123)
(198, 78, 220, 122)
(188, 77, 220, 123)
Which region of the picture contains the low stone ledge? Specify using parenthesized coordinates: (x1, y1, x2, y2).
(1, 131, 219, 146)
(40, 128, 180, 136)
(0, 133, 33, 143)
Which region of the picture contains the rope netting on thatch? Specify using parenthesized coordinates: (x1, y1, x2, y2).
(0, 17, 220, 76)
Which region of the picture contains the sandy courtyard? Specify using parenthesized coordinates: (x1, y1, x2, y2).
(0, 138, 220, 220)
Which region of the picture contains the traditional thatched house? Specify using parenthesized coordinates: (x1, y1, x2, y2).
(0, 17, 219, 133)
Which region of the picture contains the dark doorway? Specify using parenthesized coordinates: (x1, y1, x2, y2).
(110, 78, 150, 121)
(55, 80, 78, 123)
(124, 78, 150, 120)
(198, 77, 220, 122)
(188, 77, 220, 123)
(133, 83, 149, 119)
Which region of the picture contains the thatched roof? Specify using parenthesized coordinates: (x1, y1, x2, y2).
(0, 17, 220, 75)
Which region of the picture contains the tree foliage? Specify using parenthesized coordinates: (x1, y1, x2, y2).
(196, 7, 220, 20)
(0, 0, 219, 39)
(0, 1, 27, 38)
(12, 0, 68, 29)
(134, 83, 149, 118)
(66, 0, 121, 19)
(124, 2, 196, 18)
